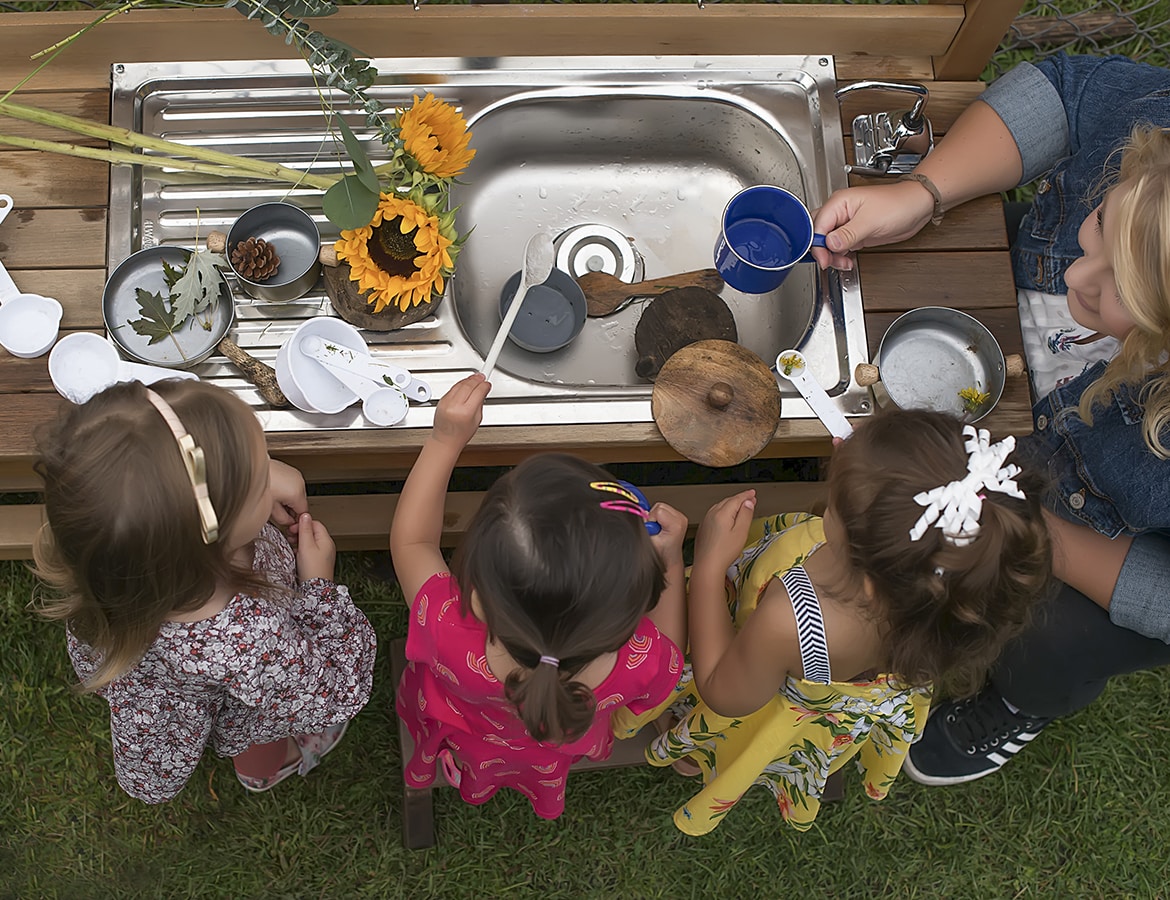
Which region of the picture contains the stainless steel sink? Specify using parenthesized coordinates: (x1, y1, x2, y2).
(110, 56, 871, 432)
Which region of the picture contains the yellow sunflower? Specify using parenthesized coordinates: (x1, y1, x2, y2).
(399, 93, 476, 180)
(334, 193, 455, 313)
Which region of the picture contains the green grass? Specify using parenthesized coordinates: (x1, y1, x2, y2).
(5, 553, 1170, 898)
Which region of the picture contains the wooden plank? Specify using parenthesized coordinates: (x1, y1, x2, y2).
(0, 207, 106, 267)
(0, 271, 107, 329)
(0, 480, 830, 559)
(0, 89, 109, 145)
(934, 0, 1026, 81)
(0, 7, 965, 90)
(857, 250, 1015, 311)
(0, 152, 108, 208)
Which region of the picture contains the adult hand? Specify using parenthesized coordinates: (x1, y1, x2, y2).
(432, 373, 492, 451)
(295, 512, 336, 582)
(648, 502, 688, 568)
(268, 458, 308, 527)
(810, 182, 936, 270)
(692, 489, 757, 575)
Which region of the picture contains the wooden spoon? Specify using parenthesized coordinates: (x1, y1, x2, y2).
(578, 268, 725, 317)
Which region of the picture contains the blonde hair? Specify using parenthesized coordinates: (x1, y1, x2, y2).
(33, 380, 278, 691)
(1079, 125, 1170, 457)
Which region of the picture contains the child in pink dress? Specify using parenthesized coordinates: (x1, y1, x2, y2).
(392, 374, 686, 819)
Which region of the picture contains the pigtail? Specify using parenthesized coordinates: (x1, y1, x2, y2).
(504, 659, 596, 744)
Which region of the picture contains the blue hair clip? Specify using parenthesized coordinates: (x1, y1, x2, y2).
(616, 480, 661, 535)
(589, 480, 662, 535)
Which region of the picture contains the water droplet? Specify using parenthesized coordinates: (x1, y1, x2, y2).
(538, 186, 548, 199)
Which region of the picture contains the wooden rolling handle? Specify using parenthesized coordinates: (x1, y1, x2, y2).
(855, 354, 1025, 388)
(206, 230, 227, 254)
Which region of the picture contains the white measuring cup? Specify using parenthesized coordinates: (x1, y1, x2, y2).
(49, 332, 198, 404)
(0, 194, 64, 358)
(774, 349, 854, 440)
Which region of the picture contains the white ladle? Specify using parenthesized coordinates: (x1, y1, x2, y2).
(480, 232, 555, 379)
(297, 335, 408, 427)
(49, 332, 198, 404)
(774, 349, 854, 440)
(0, 194, 64, 358)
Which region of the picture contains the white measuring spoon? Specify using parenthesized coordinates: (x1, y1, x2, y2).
(480, 232, 555, 379)
(297, 336, 408, 426)
(298, 334, 430, 404)
(774, 349, 854, 440)
(0, 194, 64, 358)
(49, 332, 198, 404)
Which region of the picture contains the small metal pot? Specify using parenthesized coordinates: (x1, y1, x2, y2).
(855, 307, 1019, 422)
(226, 202, 321, 302)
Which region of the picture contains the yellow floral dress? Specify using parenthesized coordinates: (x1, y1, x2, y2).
(629, 513, 932, 836)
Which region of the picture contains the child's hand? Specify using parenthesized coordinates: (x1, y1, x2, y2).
(432, 373, 492, 450)
(649, 502, 687, 568)
(268, 458, 308, 527)
(295, 512, 336, 582)
(693, 489, 757, 573)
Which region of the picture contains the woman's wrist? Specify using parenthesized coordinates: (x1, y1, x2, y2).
(899, 173, 945, 225)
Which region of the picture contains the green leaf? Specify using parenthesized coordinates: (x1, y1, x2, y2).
(322, 175, 379, 230)
(337, 117, 380, 195)
(168, 248, 227, 323)
(127, 288, 182, 346)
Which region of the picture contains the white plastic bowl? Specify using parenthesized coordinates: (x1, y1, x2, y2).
(275, 317, 369, 414)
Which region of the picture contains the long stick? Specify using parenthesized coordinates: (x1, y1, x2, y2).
(0, 133, 334, 189)
(0, 100, 338, 190)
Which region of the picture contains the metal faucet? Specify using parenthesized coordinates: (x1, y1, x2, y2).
(834, 80, 933, 177)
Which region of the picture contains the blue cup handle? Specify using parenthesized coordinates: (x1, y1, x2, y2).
(801, 233, 828, 264)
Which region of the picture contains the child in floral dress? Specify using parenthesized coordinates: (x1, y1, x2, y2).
(34, 381, 376, 802)
(646, 409, 1053, 834)
(391, 374, 686, 819)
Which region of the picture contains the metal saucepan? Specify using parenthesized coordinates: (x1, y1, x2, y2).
(210, 202, 322, 303)
(103, 245, 234, 369)
(855, 307, 1023, 423)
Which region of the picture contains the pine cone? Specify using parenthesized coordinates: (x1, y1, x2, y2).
(230, 237, 281, 281)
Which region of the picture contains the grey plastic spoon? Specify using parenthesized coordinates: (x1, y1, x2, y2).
(774, 349, 854, 440)
(480, 232, 555, 379)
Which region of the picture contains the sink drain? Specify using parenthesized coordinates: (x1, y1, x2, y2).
(554, 224, 644, 283)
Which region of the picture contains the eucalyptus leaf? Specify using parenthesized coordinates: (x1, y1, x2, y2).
(323, 175, 380, 230)
(337, 117, 380, 195)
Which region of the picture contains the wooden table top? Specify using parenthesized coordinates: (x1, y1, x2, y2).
(0, 85, 1031, 492)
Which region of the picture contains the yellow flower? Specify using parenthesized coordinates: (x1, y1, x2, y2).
(399, 93, 476, 180)
(334, 193, 455, 313)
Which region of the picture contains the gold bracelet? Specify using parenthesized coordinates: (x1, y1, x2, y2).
(899, 173, 945, 226)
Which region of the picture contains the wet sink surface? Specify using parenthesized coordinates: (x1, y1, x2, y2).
(110, 56, 870, 430)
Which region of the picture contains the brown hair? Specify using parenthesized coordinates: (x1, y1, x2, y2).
(452, 453, 666, 744)
(827, 409, 1052, 695)
(33, 380, 275, 691)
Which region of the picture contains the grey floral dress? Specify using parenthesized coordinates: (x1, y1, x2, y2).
(67, 524, 377, 803)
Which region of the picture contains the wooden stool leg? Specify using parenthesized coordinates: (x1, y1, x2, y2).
(822, 768, 846, 803)
(403, 786, 436, 850)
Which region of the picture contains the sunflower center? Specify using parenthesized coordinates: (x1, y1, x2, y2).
(369, 216, 420, 277)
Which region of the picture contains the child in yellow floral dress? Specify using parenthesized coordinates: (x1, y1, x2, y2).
(643, 409, 1053, 834)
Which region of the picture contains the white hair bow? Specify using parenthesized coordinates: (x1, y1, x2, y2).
(908, 426, 1024, 547)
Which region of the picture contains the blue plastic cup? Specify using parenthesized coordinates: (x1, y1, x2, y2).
(713, 185, 828, 294)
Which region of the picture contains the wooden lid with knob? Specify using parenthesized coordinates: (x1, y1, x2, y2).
(651, 339, 781, 467)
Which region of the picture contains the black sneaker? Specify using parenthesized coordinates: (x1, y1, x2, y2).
(902, 687, 1051, 786)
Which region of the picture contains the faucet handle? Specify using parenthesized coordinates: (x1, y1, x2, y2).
(835, 81, 933, 177)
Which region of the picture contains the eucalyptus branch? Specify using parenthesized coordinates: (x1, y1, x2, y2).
(0, 100, 338, 190)
(227, 0, 399, 148)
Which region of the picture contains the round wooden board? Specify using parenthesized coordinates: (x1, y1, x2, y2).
(633, 286, 737, 380)
(651, 339, 782, 468)
(323, 260, 440, 332)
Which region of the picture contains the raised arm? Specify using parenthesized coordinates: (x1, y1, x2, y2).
(390, 374, 491, 606)
(645, 502, 688, 652)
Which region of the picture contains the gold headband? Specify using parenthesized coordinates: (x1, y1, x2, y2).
(144, 389, 220, 544)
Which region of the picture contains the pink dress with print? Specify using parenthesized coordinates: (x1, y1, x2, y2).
(396, 572, 682, 819)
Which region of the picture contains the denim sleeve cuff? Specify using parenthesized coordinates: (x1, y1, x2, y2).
(980, 62, 1071, 185)
(1109, 533, 1170, 643)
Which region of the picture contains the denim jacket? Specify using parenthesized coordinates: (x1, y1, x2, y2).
(981, 54, 1170, 295)
(981, 55, 1170, 641)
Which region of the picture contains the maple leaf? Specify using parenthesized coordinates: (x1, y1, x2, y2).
(168, 248, 227, 323)
(127, 288, 184, 347)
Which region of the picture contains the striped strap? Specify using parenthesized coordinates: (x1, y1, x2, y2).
(779, 565, 832, 684)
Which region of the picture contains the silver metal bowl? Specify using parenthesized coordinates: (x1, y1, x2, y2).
(226, 202, 321, 302)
